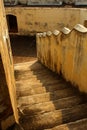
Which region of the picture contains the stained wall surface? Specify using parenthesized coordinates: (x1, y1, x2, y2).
(36, 24, 87, 93)
(0, 0, 18, 129)
(5, 7, 87, 35)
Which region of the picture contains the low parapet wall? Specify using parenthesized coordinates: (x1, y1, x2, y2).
(36, 24, 87, 93)
(5, 7, 87, 35)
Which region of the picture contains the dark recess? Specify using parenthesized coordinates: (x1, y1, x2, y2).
(6, 15, 18, 33)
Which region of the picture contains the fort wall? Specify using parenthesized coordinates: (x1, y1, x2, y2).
(37, 24, 87, 93)
(5, 7, 87, 35)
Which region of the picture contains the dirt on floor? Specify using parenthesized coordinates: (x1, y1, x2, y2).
(10, 35, 37, 64)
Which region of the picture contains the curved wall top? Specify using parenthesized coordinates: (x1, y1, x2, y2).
(37, 24, 87, 37)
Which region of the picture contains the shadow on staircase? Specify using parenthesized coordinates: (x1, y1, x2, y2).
(14, 60, 87, 130)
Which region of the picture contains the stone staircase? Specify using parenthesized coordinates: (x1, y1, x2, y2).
(14, 60, 87, 130)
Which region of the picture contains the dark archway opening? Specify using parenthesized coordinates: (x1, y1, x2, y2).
(10, 35, 37, 64)
(6, 15, 18, 33)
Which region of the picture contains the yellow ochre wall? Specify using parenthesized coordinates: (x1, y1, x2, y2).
(5, 7, 87, 35)
(0, 1, 18, 129)
(37, 24, 87, 93)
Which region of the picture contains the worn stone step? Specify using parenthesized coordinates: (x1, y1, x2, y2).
(15, 69, 51, 80)
(19, 103, 87, 130)
(18, 88, 79, 106)
(15, 75, 60, 82)
(15, 67, 55, 77)
(16, 78, 62, 87)
(19, 95, 86, 116)
(14, 60, 45, 71)
(15, 71, 60, 81)
(15, 70, 61, 80)
(44, 118, 87, 130)
(14, 61, 61, 81)
(15, 65, 53, 74)
(16, 81, 69, 97)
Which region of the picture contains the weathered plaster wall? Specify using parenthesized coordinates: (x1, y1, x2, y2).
(5, 7, 87, 35)
(0, 1, 18, 129)
(37, 24, 87, 93)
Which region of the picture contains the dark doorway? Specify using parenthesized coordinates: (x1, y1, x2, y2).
(10, 35, 37, 64)
(6, 15, 18, 33)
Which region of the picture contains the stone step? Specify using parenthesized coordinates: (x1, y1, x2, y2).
(15, 69, 51, 80)
(15, 71, 60, 81)
(19, 103, 87, 130)
(14, 61, 61, 81)
(16, 78, 63, 87)
(19, 95, 86, 116)
(18, 88, 79, 107)
(16, 81, 69, 97)
(15, 67, 55, 76)
(14, 60, 45, 71)
(44, 118, 87, 130)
